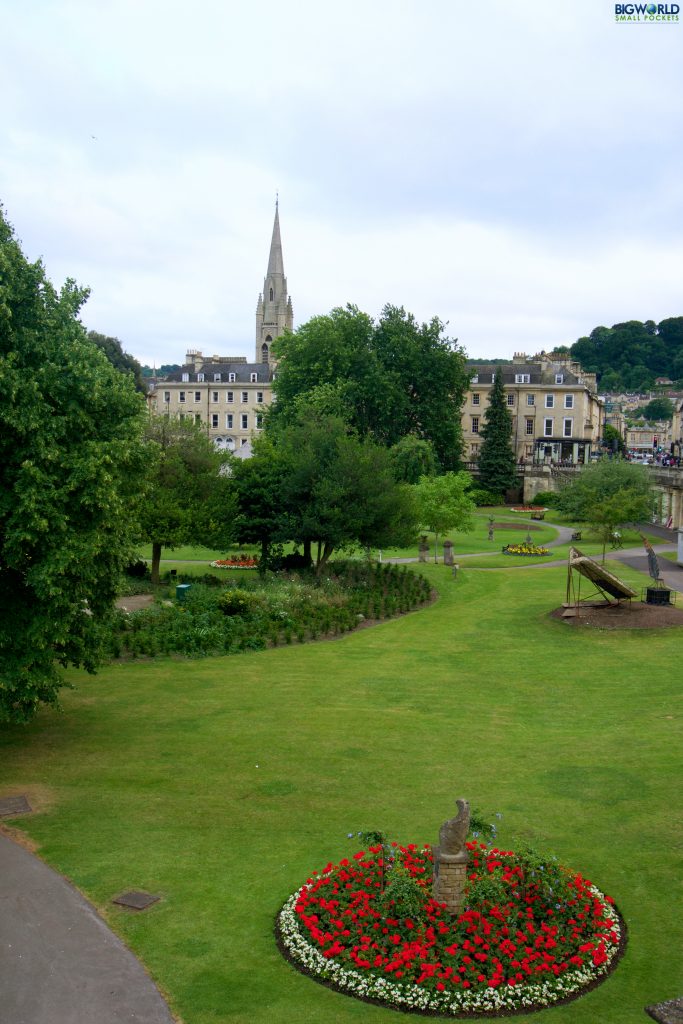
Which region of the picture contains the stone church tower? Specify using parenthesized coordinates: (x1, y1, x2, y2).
(255, 200, 293, 365)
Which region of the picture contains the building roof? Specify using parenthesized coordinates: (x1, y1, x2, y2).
(466, 362, 582, 386)
(165, 361, 272, 383)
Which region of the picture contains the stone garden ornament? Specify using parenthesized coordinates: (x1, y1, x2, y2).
(432, 797, 470, 913)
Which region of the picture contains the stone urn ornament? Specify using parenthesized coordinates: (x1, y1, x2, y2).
(432, 797, 470, 913)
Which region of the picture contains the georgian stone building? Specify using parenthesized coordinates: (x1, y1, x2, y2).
(149, 203, 292, 450)
(461, 354, 604, 464)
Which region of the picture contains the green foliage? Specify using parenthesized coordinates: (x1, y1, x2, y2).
(556, 459, 653, 523)
(217, 589, 264, 617)
(467, 486, 503, 507)
(271, 304, 469, 470)
(414, 472, 475, 559)
(603, 423, 626, 454)
(631, 397, 674, 421)
(241, 414, 419, 571)
(87, 330, 145, 393)
(0, 207, 149, 723)
(531, 490, 559, 507)
(477, 369, 519, 494)
(109, 562, 431, 660)
(140, 417, 236, 583)
(378, 865, 426, 923)
(569, 317, 683, 390)
(389, 435, 438, 484)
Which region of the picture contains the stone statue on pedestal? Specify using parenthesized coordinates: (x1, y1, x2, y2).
(432, 798, 470, 913)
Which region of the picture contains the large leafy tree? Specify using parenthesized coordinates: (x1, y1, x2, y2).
(0, 209, 149, 723)
(414, 472, 475, 561)
(555, 459, 653, 525)
(140, 417, 236, 583)
(87, 330, 146, 393)
(477, 369, 518, 496)
(270, 304, 468, 470)
(237, 414, 417, 571)
(569, 317, 683, 390)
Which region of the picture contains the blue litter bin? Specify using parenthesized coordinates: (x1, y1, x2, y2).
(176, 584, 192, 603)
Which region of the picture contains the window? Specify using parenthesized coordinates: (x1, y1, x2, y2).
(241, 438, 248, 446)
(544, 418, 553, 437)
(472, 393, 480, 406)
(525, 418, 534, 435)
(526, 394, 535, 406)
(250, 372, 258, 383)
(211, 414, 219, 428)
(563, 418, 573, 437)
(471, 416, 479, 434)
(525, 444, 534, 457)
(197, 373, 204, 382)
(228, 372, 236, 383)
(194, 391, 201, 402)
(241, 414, 248, 429)
(179, 391, 186, 403)
(507, 394, 515, 406)
(241, 391, 248, 403)
(256, 391, 263, 403)
(226, 390, 234, 403)
(214, 373, 221, 382)
(212, 391, 219, 403)
(545, 394, 554, 408)
(555, 373, 564, 384)
(515, 373, 530, 384)
(470, 444, 479, 457)
(256, 413, 263, 428)
(163, 390, 170, 403)
(564, 394, 574, 409)
(226, 413, 233, 428)
(181, 372, 189, 382)
(269, 287, 274, 301)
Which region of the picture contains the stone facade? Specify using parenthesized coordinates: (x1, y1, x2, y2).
(462, 353, 604, 465)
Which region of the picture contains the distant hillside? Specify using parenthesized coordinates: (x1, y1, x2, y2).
(570, 318, 683, 391)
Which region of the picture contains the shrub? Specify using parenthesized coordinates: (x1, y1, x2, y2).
(217, 589, 264, 617)
(531, 490, 559, 507)
(468, 487, 503, 507)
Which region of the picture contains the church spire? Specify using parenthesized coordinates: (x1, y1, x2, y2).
(256, 199, 293, 365)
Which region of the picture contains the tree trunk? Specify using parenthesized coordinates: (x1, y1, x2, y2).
(151, 541, 162, 585)
(259, 537, 269, 574)
(317, 541, 335, 573)
(303, 539, 312, 565)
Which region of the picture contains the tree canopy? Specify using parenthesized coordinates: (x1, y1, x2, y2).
(569, 318, 683, 391)
(555, 459, 653, 523)
(87, 330, 146, 392)
(476, 369, 518, 497)
(0, 209, 149, 723)
(270, 304, 469, 470)
(233, 414, 418, 570)
(414, 472, 475, 561)
(630, 397, 674, 422)
(140, 417, 235, 583)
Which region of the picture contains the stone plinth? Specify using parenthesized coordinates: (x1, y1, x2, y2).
(432, 847, 469, 914)
(443, 540, 454, 565)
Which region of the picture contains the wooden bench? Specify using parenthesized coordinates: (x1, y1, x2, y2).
(530, 512, 545, 521)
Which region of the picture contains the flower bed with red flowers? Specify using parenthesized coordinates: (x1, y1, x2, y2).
(210, 555, 259, 569)
(277, 841, 624, 1016)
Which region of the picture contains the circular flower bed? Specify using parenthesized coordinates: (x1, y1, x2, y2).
(502, 544, 550, 557)
(210, 556, 258, 569)
(277, 841, 624, 1016)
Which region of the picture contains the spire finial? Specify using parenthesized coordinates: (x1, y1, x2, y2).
(275, 190, 279, 209)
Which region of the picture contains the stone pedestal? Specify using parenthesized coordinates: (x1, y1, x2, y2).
(443, 540, 454, 565)
(418, 536, 429, 563)
(432, 847, 469, 914)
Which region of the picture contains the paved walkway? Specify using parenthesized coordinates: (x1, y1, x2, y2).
(0, 831, 174, 1024)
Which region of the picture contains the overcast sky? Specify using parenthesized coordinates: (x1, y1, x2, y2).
(2, 0, 682, 367)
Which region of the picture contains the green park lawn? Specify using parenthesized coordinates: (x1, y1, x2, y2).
(1, 560, 682, 1024)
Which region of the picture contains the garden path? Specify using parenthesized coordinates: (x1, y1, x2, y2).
(0, 831, 174, 1024)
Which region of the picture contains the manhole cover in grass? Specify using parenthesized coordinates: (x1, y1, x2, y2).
(0, 795, 32, 818)
(112, 891, 160, 911)
(646, 997, 683, 1024)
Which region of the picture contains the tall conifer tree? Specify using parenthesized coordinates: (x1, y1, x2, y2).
(477, 369, 518, 496)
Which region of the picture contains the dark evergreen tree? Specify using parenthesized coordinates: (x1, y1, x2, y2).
(477, 369, 518, 496)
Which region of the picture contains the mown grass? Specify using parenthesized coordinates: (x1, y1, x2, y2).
(1, 561, 682, 1024)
